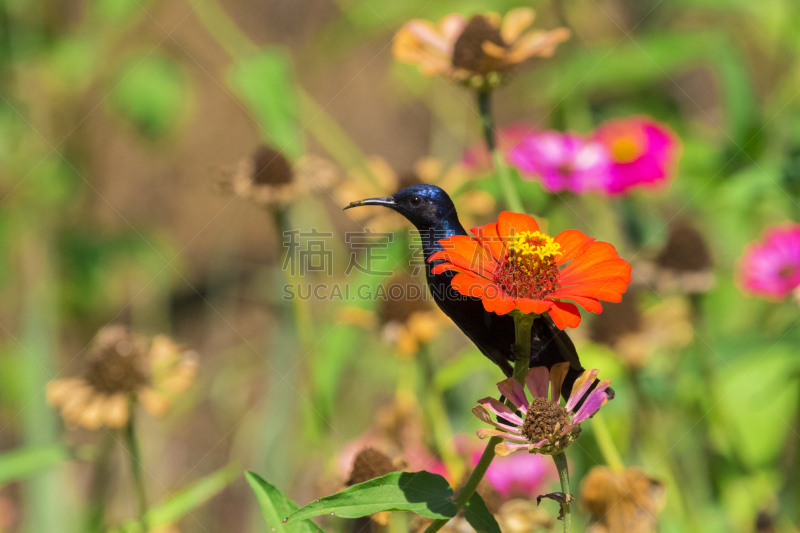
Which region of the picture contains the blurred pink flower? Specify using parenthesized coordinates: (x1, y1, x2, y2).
(738, 224, 800, 299)
(507, 131, 610, 193)
(594, 116, 680, 195)
(462, 123, 532, 171)
(471, 449, 555, 498)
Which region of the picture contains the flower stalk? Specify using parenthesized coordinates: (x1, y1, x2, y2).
(477, 89, 524, 213)
(123, 402, 148, 532)
(424, 312, 534, 533)
(552, 452, 572, 533)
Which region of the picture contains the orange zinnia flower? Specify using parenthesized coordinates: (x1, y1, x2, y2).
(428, 212, 631, 329)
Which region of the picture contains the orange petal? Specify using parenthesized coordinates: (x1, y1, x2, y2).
(451, 272, 497, 298)
(554, 229, 595, 266)
(546, 300, 582, 329)
(561, 295, 603, 313)
(514, 297, 552, 315)
(550, 279, 629, 302)
(559, 242, 624, 279)
(430, 235, 497, 278)
(500, 7, 536, 44)
(559, 259, 631, 285)
(471, 222, 506, 262)
(498, 211, 539, 240)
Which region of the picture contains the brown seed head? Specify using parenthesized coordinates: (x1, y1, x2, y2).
(452, 15, 506, 74)
(378, 274, 430, 326)
(522, 397, 568, 444)
(347, 448, 397, 486)
(84, 326, 149, 394)
(656, 221, 712, 272)
(251, 146, 294, 186)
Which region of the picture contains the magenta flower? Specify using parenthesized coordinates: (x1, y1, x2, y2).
(473, 363, 611, 456)
(507, 131, 610, 193)
(594, 116, 680, 195)
(472, 449, 554, 498)
(738, 224, 800, 299)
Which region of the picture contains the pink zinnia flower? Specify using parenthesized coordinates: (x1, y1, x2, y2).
(594, 116, 680, 195)
(473, 363, 611, 456)
(471, 449, 554, 498)
(463, 123, 532, 171)
(507, 131, 610, 194)
(738, 224, 800, 299)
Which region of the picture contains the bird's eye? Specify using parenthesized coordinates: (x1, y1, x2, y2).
(409, 195, 423, 206)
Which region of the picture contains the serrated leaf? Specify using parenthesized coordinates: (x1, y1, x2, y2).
(287, 471, 457, 522)
(246, 471, 326, 533)
(0, 445, 68, 486)
(464, 492, 501, 533)
(230, 50, 304, 158)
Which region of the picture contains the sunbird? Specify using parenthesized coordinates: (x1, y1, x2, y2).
(345, 184, 589, 399)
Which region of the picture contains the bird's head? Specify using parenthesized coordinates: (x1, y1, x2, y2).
(344, 184, 458, 231)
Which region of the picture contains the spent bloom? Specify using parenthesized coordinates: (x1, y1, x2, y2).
(637, 220, 715, 294)
(508, 131, 611, 194)
(216, 145, 338, 208)
(429, 211, 631, 329)
(377, 273, 448, 356)
(473, 363, 611, 456)
(580, 467, 666, 533)
(594, 116, 680, 195)
(738, 224, 800, 299)
(47, 327, 197, 430)
(393, 8, 570, 89)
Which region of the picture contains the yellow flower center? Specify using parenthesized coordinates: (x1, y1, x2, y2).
(611, 136, 643, 163)
(495, 231, 562, 300)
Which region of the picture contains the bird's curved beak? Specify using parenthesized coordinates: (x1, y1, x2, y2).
(343, 196, 396, 211)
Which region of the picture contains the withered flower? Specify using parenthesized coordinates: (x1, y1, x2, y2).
(580, 467, 665, 533)
(216, 145, 339, 208)
(346, 448, 398, 486)
(636, 220, 714, 294)
(378, 273, 448, 357)
(47, 326, 197, 430)
(496, 499, 555, 533)
(589, 289, 692, 368)
(393, 8, 570, 89)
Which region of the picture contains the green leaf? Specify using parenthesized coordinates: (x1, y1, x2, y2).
(230, 50, 304, 158)
(114, 464, 239, 532)
(110, 55, 189, 139)
(287, 471, 457, 522)
(246, 471, 326, 532)
(0, 445, 68, 486)
(464, 492, 501, 533)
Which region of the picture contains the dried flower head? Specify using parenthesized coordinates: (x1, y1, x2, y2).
(580, 467, 665, 533)
(393, 9, 570, 89)
(216, 146, 338, 208)
(473, 363, 611, 456)
(496, 499, 556, 533)
(46, 326, 197, 430)
(378, 273, 447, 356)
(589, 290, 693, 368)
(637, 220, 714, 294)
(346, 448, 397, 486)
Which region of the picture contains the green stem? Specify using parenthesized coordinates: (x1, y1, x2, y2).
(552, 452, 572, 533)
(87, 432, 115, 532)
(477, 89, 524, 213)
(424, 312, 534, 533)
(123, 404, 148, 532)
(590, 412, 624, 471)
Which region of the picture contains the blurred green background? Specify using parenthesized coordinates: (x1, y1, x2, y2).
(2, 0, 800, 532)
